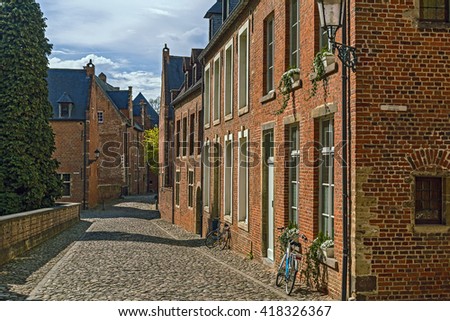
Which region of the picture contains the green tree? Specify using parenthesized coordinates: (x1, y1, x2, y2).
(0, 0, 61, 215)
(144, 127, 159, 175)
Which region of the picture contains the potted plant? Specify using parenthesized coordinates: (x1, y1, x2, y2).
(308, 48, 333, 101)
(320, 239, 334, 259)
(275, 67, 300, 115)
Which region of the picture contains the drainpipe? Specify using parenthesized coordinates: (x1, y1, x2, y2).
(171, 116, 175, 225)
(83, 120, 87, 210)
(341, 0, 349, 301)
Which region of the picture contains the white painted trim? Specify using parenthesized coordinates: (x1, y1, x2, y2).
(237, 129, 249, 225)
(224, 37, 234, 119)
(213, 53, 221, 124)
(223, 133, 233, 222)
(238, 20, 250, 111)
(204, 63, 211, 128)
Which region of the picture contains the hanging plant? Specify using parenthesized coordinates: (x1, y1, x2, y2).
(301, 232, 332, 290)
(308, 48, 334, 101)
(274, 67, 300, 115)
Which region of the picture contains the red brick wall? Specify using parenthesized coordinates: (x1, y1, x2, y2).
(352, 0, 450, 300)
(173, 90, 203, 234)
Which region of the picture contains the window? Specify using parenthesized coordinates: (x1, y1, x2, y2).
(238, 129, 249, 224)
(213, 54, 221, 123)
(224, 133, 233, 218)
(415, 177, 443, 224)
(189, 113, 195, 156)
(265, 15, 275, 93)
(290, 0, 300, 68)
(223, 0, 230, 21)
(420, 0, 450, 22)
(288, 125, 299, 225)
(204, 65, 211, 127)
(203, 141, 210, 208)
(197, 111, 202, 155)
(192, 64, 197, 84)
(59, 102, 73, 118)
(224, 38, 234, 118)
(319, 119, 334, 238)
(97, 111, 104, 124)
(176, 120, 181, 158)
(58, 173, 71, 197)
(238, 22, 249, 110)
(175, 170, 180, 207)
(184, 71, 189, 90)
(188, 170, 194, 208)
(182, 117, 187, 157)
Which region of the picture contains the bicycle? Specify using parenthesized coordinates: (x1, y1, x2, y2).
(205, 220, 231, 250)
(275, 227, 308, 295)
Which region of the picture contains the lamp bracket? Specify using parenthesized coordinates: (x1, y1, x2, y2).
(333, 42, 357, 72)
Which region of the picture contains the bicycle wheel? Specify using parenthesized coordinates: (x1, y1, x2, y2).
(285, 255, 297, 295)
(219, 231, 229, 250)
(205, 230, 220, 248)
(275, 254, 286, 287)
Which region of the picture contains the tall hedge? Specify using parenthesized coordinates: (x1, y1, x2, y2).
(0, 0, 61, 215)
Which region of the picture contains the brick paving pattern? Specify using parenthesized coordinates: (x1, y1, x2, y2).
(0, 196, 330, 301)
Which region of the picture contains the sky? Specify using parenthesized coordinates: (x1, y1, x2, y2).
(36, 0, 212, 100)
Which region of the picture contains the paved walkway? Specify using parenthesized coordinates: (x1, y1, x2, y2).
(0, 196, 330, 301)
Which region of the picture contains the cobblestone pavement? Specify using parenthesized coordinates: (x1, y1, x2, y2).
(1, 196, 330, 301)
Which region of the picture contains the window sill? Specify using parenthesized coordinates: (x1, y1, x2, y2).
(204, 123, 211, 129)
(308, 62, 338, 81)
(224, 215, 232, 224)
(413, 225, 450, 234)
(213, 119, 220, 126)
(238, 221, 249, 232)
(320, 256, 338, 270)
(203, 206, 210, 214)
(224, 114, 233, 122)
(238, 106, 249, 116)
(417, 20, 450, 30)
(260, 90, 276, 104)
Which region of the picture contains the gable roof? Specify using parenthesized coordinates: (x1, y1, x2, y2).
(107, 91, 129, 110)
(133, 93, 159, 127)
(47, 69, 91, 120)
(204, 0, 222, 18)
(165, 55, 186, 119)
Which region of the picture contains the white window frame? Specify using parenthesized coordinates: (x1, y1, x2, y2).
(288, 125, 299, 225)
(290, 0, 300, 68)
(97, 111, 104, 124)
(204, 64, 211, 128)
(175, 169, 181, 207)
(188, 169, 194, 209)
(213, 53, 221, 124)
(59, 173, 71, 197)
(224, 133, 233, 221)
(238, 21, 249, 111)
(203, 140, 210, 209)
(224, 38, 234, 120)
(238, 129, 249, 226)
(266, 15, 275, 94)
(319, 118, 334, 238)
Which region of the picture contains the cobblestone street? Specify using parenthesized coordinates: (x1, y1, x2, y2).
(0, 196, 329, 301)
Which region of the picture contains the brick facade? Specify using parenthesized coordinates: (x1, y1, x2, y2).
(196, 0, 450, 300)
(49, 62, 153, 208)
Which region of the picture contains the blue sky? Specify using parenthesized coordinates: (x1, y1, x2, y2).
(36, 0, 212, 100)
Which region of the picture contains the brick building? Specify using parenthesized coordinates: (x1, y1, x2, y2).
(171, 49, 204, 235)
(195, 0, 450, 300)
(48, 61, 157, 208)
(158, 45, 187, 224)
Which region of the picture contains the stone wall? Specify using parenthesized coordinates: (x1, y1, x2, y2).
(0, 203, 80, 266)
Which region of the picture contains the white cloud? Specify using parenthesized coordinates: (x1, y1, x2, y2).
(49, 54, 121, 70)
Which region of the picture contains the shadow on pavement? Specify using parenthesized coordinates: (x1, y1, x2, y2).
(0, 220, 92, 301)
(81, 231, 205, 248)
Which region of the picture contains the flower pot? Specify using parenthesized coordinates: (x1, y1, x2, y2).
(322, 247, 334, 259)
(321, 54, 335, 68)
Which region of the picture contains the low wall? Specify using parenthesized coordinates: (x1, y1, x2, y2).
(0, 203, 80, 266)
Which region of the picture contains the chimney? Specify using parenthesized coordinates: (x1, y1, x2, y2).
(84, 59, 95, 77)
(99, 72, 107, 82)
(163, 43, 170, 64)
(140, 99, 146, 129)
(128, 86, 133, 126)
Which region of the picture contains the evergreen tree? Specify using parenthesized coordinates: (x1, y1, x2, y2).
(0, 0, 61, 215)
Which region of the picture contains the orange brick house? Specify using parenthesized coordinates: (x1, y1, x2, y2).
(194, 0, 449, 300)
(48, 61, 157, 208)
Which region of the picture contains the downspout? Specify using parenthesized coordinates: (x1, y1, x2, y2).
(83, 119, 87, 210)
(341, 0, 349, 301)
(171, 111, 175, 225)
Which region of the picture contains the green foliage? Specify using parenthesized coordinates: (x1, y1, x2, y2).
(143, 127, 159, 174)
(308, 48, 331, 101)
(277, 221, 299, 255)
(0, 0, 61, 215)
(301, 232, 332, 290)
(275, 67, 300, 115)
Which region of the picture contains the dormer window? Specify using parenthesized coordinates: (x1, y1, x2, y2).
(185, 71, 189, 90)
(192, 64, 197, 84)
(223, 0, 229, 21)
(57, 92, 74, 118)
